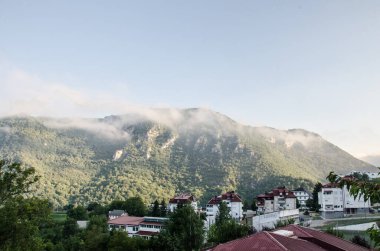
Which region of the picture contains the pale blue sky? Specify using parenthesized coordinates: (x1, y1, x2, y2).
(1, 0, 380, 158)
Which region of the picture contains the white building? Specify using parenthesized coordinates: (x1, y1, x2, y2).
(318, 183, 370, 219)
(291, 187, 311, 209)
(108, 215, 167, 239)
(256, 187, 297, 213)
(206, 191, 243, 226)
(168, 194, 198, 212)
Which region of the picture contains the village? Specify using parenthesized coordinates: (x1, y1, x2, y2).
(104, 171, 380, 249)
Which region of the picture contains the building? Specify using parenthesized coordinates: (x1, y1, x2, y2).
(318, 183, 371, 219)
(346, 171, 380, 180)
(209, 225, 369, 251)
(108, 209, 127, 220)
(108, 215, 167, 239)
(206, 191, 243, 226)
(291, 187, 310, 209)
(256, 186, 297, 213)
(168, 194, 198, 212)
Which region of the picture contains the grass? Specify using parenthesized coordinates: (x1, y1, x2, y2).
(339, 230, 374, 248)
(52, 212, 67, 222)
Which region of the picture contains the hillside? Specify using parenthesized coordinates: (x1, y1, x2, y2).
(0, 108, 375, 207)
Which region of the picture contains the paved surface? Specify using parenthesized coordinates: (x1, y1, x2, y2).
(335, 222, 379, 231)
(309, 215, 380, 228)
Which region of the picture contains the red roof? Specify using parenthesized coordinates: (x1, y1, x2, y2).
(211, 231, 324, 251)
(280, 225, 369, 251)
(169, 194, 196, 203)
(107, 215, 143, 226)
(207, 191, 242, 205)
(212, 225, 370, 251)
(256, 187, 297, 200)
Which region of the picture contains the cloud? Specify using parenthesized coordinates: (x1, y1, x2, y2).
(42, 118, 130, 141)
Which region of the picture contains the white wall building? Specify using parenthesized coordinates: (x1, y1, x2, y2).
(318, 183, 370, 219)
(108, 215, 167, 239)
(168, 194, 198, 212)
(206, 191, 243, 227)
(291, 187, 310, 209)
(257, 187, 297, 213)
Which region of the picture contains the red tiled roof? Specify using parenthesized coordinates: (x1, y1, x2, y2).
(107, 215, 143, 226)
(211, 231, 324, 251)
(207, 191, 242, 205)
(169, 194, 196, 203)
(135, 231, 158, 236)
(256, 187, 297, 200)
(279, 225, 370, 251)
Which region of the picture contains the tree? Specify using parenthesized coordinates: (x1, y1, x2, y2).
(0, 160, 50, 250)
(308, 182, 322, 211)
(125, 197, 147, 216)
(208, 202, 250, 244)
(328, 170, 380, 248)
(251, 199, 258, 211)
(67, 205, 89, 220)
(160, 199, 167, 217)
(0, 197, 51, 250)
(151, 200, 160, 217)
(160, 204, 205, 251)
(0, 160, 40, 205)
(296, 198, 301, 209)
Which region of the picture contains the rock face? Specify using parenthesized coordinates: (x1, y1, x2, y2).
(0, 108, 375, 207)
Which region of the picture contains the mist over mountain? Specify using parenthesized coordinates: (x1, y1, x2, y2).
(0, 108, 375, 207)
(360, 154, 380, 167)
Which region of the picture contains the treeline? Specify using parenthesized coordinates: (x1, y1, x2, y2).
(1, 160, 253, 251)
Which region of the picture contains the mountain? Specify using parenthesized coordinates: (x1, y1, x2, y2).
(0, 108, 375, 207)
(360, 154, 380, 167)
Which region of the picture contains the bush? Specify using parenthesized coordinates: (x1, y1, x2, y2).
(351, 235, 370, 248)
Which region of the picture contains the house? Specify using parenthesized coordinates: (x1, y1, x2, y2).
(209, 224, 369, 251)
(291, 187, 310, 209)
(318, 183, 371, 219)
(256, 186, 297, 213)
(168, 194, 198, 212)
(206, 191, 243, 226)
(108, 209, 127, 220)
(107, 215, 167, 239)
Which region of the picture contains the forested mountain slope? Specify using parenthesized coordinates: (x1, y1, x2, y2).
(0, 108, 375, 207)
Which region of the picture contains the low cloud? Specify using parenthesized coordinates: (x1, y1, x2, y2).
(43, 118, 130, 141)
(255, 127, 321, 148)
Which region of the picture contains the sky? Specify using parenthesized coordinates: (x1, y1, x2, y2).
(0, 0, 380, 159)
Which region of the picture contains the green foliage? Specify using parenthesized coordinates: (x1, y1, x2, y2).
(328, 169, 380, 247)
(351, 235, 370, 248)
(67, 205, 89, 220)
(0, 160, 40, 205)
(307, 182, 322, 212)
(0, 115, 374, 208)
(150, 200, 160, 217)
(109, 231, 150, 251)
(160, 204, 205, 251)
(274, 218, 295, 228)
(0, 197, 51, 251)
(160, 199, 167, 217)
(208, 202, 250, 244)
(324, 226, 344, 238)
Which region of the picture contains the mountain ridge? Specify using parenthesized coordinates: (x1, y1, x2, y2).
(0, 108, 375, 207)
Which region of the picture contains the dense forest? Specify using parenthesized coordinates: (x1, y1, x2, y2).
(0, 108, 374, 207)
